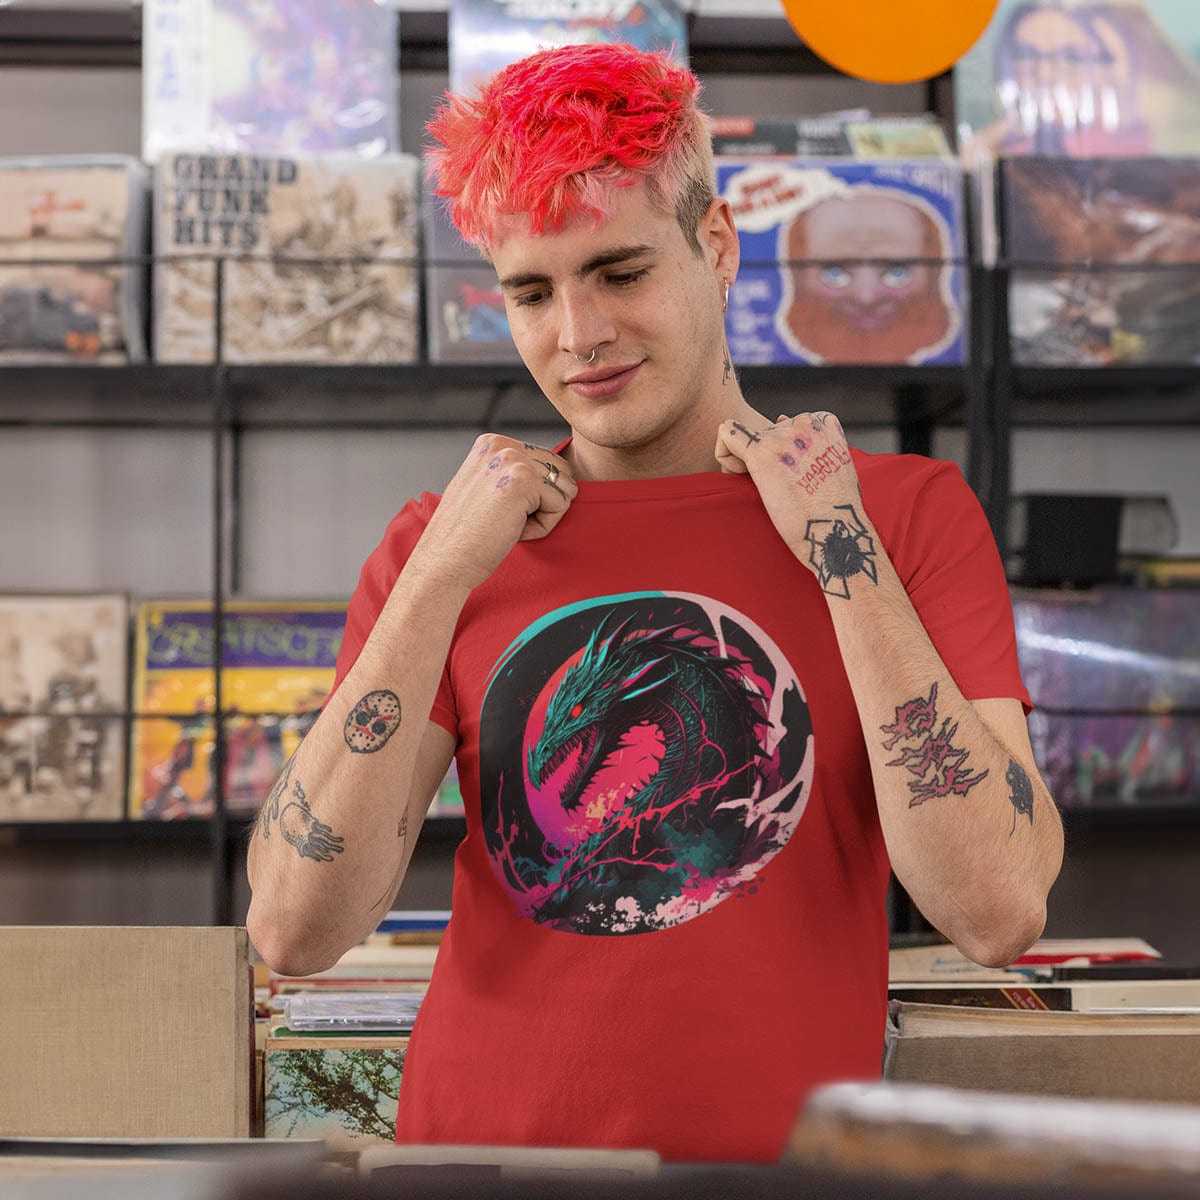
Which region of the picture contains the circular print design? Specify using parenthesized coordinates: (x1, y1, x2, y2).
(479, 592, 814, 935)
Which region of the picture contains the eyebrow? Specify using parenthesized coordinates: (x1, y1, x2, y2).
(497, 243, 656, 292)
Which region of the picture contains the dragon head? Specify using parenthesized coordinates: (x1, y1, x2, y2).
(527, 615, 674, 812)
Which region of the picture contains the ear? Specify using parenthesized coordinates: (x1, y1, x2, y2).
(699, 196, 740, 283)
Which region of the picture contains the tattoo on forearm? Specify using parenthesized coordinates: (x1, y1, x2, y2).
(344, 689, 402, 753)
(1006, 760, 1035, 833)
(730, 421, 761, 445)
(879, 682, 990, 807)
(257, 754, 345, 862)
(804, 504, 878, 599)
(371, 811, 411, 910)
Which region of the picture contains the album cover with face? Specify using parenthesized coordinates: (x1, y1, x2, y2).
(717, 158, 967, 366)
(142, 0, 398, 162)
(0, 156, 148, 364)
(1001, 155, 1200, 365)
(153, 151, 420, 363)
(448, 0, 688, 97)
(128, 600, 345, 819)
(0, 594, 129, 821)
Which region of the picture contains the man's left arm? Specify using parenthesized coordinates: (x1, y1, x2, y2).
(717, 412, 1064, 969)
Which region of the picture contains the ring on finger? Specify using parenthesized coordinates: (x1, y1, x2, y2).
(542, 462, 560, 487)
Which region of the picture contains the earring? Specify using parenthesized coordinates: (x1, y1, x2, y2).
(722, 279, 730, 313)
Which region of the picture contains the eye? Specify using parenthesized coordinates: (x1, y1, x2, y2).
(569, 703, 584, 719)
(607, 268, 649, 288)
(818, 266, 851, 288)
(882, 265, 913, 288)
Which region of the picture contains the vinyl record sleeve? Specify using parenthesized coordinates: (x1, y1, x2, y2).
(129, 600, 345, 819)
(0, 156, 149, 364)
(0, 593, 129, 821)
(153, 152, 420, 363)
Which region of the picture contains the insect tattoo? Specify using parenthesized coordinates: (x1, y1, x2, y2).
(729, 421, 761, 445)
(879, 682, 990, 807)
(1006, 760, 1035, 833)
(804, 504, 878, 599)
(257, 755, 345, 862)
(344, 689, 402, 753)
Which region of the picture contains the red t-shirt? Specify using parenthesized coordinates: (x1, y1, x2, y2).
(331, 448, 1028, 1163)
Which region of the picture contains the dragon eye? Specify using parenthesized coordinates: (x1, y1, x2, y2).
(569, 703, 583, 719)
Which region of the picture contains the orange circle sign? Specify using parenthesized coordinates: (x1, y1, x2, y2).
(781, 0, 1000, 83)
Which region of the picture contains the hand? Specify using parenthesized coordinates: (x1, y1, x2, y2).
(715, 412, 878, 599)
(411, 434, 578, 591)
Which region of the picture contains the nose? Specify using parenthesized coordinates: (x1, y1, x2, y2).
(556, 285, 617, 360)
(848, 268, 886, 306)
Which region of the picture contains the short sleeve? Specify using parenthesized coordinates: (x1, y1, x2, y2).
(327, 492, 459, 737)
(879, 459, 1031, 713)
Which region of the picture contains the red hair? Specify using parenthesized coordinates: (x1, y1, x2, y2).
(426, 42, 714, 251)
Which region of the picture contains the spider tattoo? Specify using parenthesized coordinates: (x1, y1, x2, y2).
(804, 504, 878, 599)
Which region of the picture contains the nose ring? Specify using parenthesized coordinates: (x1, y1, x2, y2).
(573, 348, 597, 365)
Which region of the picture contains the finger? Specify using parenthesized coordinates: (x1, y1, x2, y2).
(714, 428, 751, 475)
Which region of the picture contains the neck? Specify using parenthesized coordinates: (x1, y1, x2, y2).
(565, 388, 765, 482)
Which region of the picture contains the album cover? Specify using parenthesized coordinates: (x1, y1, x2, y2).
(717, 158, 967, 365)
(422, 202, 520, 364)
(449, 0, 687, 97)
(709, 115, 952, 161)
(129, 600, 345, 819)
(955, 0, 1200, 165)
(0, 156, 149, 363)
(142, 0, 398, 162)
(154, 152, 420, 363)
(1001, 156, 1200, 365)
(1013, 587, 1200, 809)
(0, 594, 128, 821)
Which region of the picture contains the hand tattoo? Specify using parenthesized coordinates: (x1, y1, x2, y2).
(344, 689, 402, 753)
(729, 421, 761, 445)
(879, 683, 990, 807)
(805, 504, 878, 599)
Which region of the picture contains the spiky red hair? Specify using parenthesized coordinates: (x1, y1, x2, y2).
(425, 42, 711, 250)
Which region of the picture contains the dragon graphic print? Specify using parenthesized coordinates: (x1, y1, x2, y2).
(479, 592, 814, 935)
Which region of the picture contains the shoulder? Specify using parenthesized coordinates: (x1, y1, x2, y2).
(851, 447, 968, 516)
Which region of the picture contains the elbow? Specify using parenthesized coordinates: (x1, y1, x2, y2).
(246, 899, 344, 979)
(954, 901, 1047, 970)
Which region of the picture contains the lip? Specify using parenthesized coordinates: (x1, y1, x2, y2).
(564, 361, 643, 399)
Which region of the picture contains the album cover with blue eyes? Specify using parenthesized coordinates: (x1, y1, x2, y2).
(716, 158, 967, 366)
(448, 0, 688, 98)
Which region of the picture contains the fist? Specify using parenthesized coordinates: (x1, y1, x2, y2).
(412, 434, 578, 592)
(715, 412, 879, 599)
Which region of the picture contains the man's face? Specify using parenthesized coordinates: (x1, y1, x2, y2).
(489, 180, 727, 459)
(795, 195, 932, 333)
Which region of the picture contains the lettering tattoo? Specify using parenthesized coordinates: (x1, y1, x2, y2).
(344, 689, 402, 753)
(804, 504, 878, 599)
(729, 421, 761, 445)
(794, 443, 852, 495)
(257, 754, 345, 862)
(1006, 759, 1035, 833)
(880, 682, 990, 807)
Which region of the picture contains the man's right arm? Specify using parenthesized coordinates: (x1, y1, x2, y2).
(246, 434, 578, 977)
(246, 561, 468, 977)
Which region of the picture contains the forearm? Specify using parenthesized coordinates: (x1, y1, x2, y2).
(823, 524, 1063, 967)
(246, 559, 469, 975)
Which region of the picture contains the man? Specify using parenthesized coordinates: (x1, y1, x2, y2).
(781, 189, 959, 364)
(247, 42, 1063, 1163)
